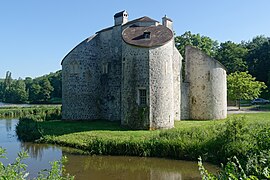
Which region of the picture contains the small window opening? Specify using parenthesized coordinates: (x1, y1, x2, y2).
(139, 89, 147, 106)
(143, 31, 151, 39)
(102, 63, 108, 74)
(122, 62, 125, 80)
(70, 61, 79, 74)
(165, 61, 168, 75)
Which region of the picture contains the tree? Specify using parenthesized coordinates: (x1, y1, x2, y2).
(175, 31, 219, 58)
(47, 70, 62, 99)
(9, 79, 28, 103)
(245, 36, 270, 98)
(215, 41, 248, 74)
(28, 83, 41, 103)
(227, 71, 267, 109)
(39, 78, 54, 102)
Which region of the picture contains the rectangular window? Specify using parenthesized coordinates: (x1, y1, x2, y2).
(139, 89, 147, 106)
(102, 63, 108, 74)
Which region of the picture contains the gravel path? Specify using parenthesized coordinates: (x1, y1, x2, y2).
(227, 106, 269, 114)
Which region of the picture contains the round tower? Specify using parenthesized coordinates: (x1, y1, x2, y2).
(121, 19, 181, 129)
(185, 46, 227, 120)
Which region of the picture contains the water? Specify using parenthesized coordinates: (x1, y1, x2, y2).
(0, 119, 218, 179)
(0, 102, 32, 107)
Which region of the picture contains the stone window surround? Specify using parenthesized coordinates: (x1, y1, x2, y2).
(137, 88, 147, 106)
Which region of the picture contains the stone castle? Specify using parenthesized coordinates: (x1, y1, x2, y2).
(61, 11, 227, 129)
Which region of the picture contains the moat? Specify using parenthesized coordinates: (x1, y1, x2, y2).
(0, 119, 218, 179)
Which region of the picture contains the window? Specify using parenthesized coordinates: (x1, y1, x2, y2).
(122, 62, 125, 80)
(138, 89, 147, 106)
(70, 61, 79, 74)
(102, 63, 108, 74)
(143, 31, 151, 39)
(165, 61, 168, 75)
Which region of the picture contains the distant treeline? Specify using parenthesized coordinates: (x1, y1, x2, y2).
(0, 70, 61, 104)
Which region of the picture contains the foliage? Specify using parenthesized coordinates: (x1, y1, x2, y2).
(175, 31, 219, 58)
(227, 71, 267, 109)
(245, 36, 270, 82)
(0, 70, 61, 104)
(198, 151, 270, 180)
(198, 117, 270, 179)
(0, 147, 74, 180)
(215, 41, 248, 74)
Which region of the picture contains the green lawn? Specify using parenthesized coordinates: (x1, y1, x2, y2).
(17, 112, 270, 164)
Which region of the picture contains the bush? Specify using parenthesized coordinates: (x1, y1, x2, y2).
(198, 151, 270, 179)
(16, 116, 43, 141)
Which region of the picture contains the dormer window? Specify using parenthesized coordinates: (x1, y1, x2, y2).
(143, 31, 151, 39)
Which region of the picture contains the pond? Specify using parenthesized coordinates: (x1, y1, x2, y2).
(0, 119, 218, 179)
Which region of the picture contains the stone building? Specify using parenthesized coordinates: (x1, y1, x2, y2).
(61, 10, 227, 130)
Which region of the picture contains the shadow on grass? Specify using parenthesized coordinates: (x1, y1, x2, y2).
(38, 119, 130, 136)
(16, 119, 133, 141)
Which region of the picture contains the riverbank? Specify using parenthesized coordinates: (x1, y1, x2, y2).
(16, 112, 270, 165)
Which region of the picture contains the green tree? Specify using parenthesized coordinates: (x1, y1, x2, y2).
(28, 83, 41, 103)
(0, 82, 4, 101)
(9, 79, 28, 103)
(39, 78, 54, 102)
(175, 31, 219, 58)
(245, 36, 270, 98)
(47, 70, 62, 99)
(215, 41, 248, 74)
(227, 71, 267, 109)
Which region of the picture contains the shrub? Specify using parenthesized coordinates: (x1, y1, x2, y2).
(198, 151, 270, 179)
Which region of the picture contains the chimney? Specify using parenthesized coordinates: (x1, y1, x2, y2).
(162, 15, 173, 30)
(114, 10, 128, 26)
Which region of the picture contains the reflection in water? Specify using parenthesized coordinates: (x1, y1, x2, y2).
(63, 154, 218, 180)
(0, 119, 62, 178)
(20, 142, 61, 160)
(0, 119, 218, 180)
(5, 120, 12, 132)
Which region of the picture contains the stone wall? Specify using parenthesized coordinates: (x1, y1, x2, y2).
(149, 40, 175, 129)
(62, 26, 123, 121)
(97, 26, 122, 121)
(62, 35, 101, 120)
(185, 46, 227, 119)
(121, 43, 150, 129)
(173, 47, 182, 120)
(181, 82, 190, 119)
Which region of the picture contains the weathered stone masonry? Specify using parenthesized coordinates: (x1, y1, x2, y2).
(61, 11, 227, 130)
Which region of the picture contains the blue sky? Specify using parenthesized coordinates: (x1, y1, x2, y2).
(0, 0, 269, 79)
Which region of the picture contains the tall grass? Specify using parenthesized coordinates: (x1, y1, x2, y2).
(0, 106, 61, 119)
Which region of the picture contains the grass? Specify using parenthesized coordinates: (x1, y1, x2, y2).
(16, 112, 270, 164)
